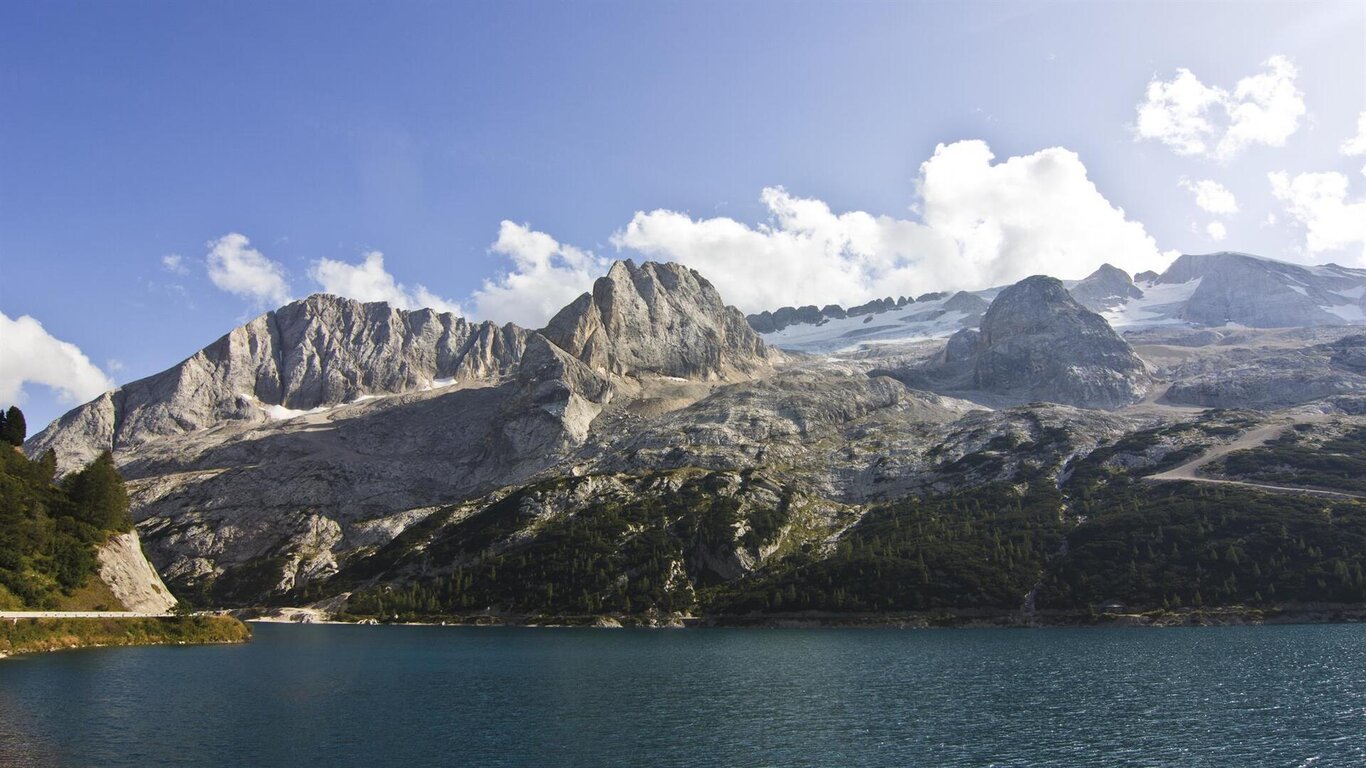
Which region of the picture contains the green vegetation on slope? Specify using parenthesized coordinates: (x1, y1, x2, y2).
(1211, 425, 1366, 494)
(1041, 483, 1366, 608)
(341, 471, 798, 620)
(0, 616, 250, 657)
(710, 482, 1067, 613)
(0, 410, 135, 608)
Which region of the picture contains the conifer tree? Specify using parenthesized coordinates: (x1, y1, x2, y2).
(61, 451, 132, 531)
(1, 406, 25, 447)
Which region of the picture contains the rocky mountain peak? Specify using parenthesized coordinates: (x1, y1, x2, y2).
(972, 275, 1151, 408)
(1070, 263, 1143, 312)
(541, 259, 776, 380)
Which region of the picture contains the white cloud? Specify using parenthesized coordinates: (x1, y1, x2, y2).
(205, 233, 291, 306)
(1180, 178, 1240, 214)
(468, 221, 609, 327)
(1206, 221, 1228, 241)
(607, 140, 1169, 311)
(1269, 170, 1366, 261)
(161, 253, 189, 275)
(0, 312, 115, 408)
(1342, 111, 1366, 157)
(309, 251, 463, 315)
(1220, 56, 1305, 159)
(1136, 68, 1226, 157)
(1137, 56, 1305, 161)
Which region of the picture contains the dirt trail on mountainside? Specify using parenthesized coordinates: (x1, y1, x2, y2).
(1145, 414, 1366, 499)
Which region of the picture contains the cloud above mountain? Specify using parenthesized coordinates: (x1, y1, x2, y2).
(1343, 111, 1366, 176)
(1270, 171, 1366, 261)
(1136, 56, 1305, 161)
(310, 251, 463, 315)
(205, 233, 292, 306)
(0, 312, 114, 408)
(1180, 178, 1239, 214)
(469, 221, 609, 327)
(607, 140, 1170, 313)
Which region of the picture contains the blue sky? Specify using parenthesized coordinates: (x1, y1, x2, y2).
(2, 0, 1364, 430)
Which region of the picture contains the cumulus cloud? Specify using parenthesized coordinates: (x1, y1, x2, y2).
(1180, 178, 1240, 214)
(0, 312, 115, 408)
(468, 221, 609, 327)
(1206, 221, 1228, 241)
(310, 251, 463, 315)
(607, 140, 1169, 311)
(1269, 170, 1366, 261)
(1136, 68, 1225, 157)
(1343, 112, 1366, 176)
(1344, 112, 1366, 156)
(1137, 56, 1305, 161)
(161, 253, 189, 275)
(205, 233, 292, 306)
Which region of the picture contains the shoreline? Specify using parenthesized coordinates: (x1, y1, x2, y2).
(0, 616, 252, 659)
(241, 604, 1366, 630)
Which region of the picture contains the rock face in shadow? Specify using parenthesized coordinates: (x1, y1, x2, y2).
(1070, 263, 1143, 312)
(970, 276, 1151, 408)
(542, 260, 776, 380)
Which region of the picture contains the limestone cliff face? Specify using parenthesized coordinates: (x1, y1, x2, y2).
(27, 295, 528, 472)
(95, 530, 177, 613)
(541, 260, 777, 380)
(971, 276, 1151, 408)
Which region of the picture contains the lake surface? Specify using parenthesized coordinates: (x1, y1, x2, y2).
(1, 623, 1364, 766)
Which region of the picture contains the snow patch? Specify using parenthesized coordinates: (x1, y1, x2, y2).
(1102, 278, 1202, 329)
(759, 295, 984, 353)
(263, 403, 333, 421)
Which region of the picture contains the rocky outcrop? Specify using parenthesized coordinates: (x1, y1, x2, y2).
(96, 531, 177, 612)
(27, 295, 528, 472)
(1162, 333, 1366, 409)
(1070, 263, 1143, 312)
(543, 260, 776, 380)
(970, 276, 1151, 408)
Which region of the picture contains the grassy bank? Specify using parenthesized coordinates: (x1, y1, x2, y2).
(0, 615, 251, 658)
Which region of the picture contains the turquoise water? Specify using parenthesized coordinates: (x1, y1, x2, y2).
(2, 623, 1364, 766)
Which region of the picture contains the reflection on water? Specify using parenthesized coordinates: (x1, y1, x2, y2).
(1, 623, 1364, 767)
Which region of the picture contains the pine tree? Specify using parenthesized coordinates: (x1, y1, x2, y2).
(61, 451, 132, 531)
(1, 406, 26, 447)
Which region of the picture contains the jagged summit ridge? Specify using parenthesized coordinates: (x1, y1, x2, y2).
(28, 293, 528, 471)
(541, 259, 777, 380)
(29, 262, 781, 471)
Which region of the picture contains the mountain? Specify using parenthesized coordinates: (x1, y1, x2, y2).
(1102, 252, 1366, 330)
(27, 260, 781, 604)
(972, 276, 1151, 408)
(891, 275, 1151, 409)
(28, 295, 528, 473)
(25, 253, 1366, 621)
